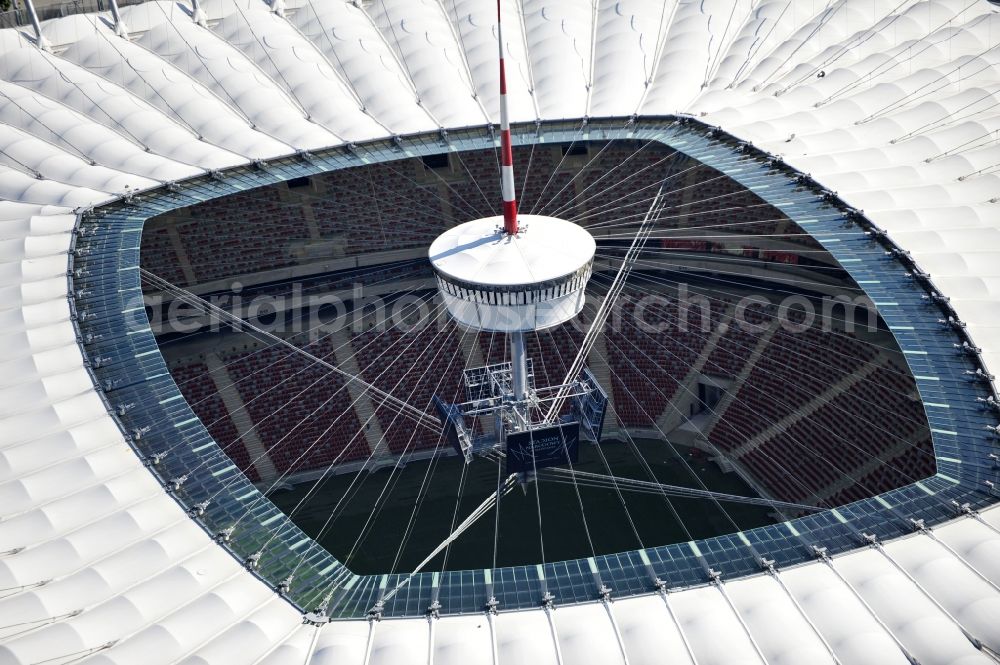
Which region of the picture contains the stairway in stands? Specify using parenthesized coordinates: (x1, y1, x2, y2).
(331, 328, 390, 461)
(726, 361, 882, 460)
(697, 321, 779, 438)
(204, 352, 279, 484)
(655, 302, 738, 436)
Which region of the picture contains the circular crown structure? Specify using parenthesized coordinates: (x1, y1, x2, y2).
(429, 214, 595, 332)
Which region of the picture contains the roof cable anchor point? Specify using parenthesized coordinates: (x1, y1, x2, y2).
(188, 500, 210, 517)
(245, 551, 262, 570)
(166, 475, 187, 492)
(304, 594, 333, 625)
(951, 500, 976, 515)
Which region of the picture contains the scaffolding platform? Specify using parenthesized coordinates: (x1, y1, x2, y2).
(433, 364, 608, 473)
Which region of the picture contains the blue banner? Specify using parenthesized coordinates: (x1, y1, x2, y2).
(505, 422, 580, 473)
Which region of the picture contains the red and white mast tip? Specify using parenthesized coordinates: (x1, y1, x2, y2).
(497, 0, 518, 235)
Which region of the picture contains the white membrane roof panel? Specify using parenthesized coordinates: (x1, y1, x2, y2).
(0, 1, 999, 663)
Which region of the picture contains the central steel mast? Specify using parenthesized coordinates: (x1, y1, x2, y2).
(428, 2, 604, 470)
(496, 0, 529, 407)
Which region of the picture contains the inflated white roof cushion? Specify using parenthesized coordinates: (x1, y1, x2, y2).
(0, 1, 999, 663)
